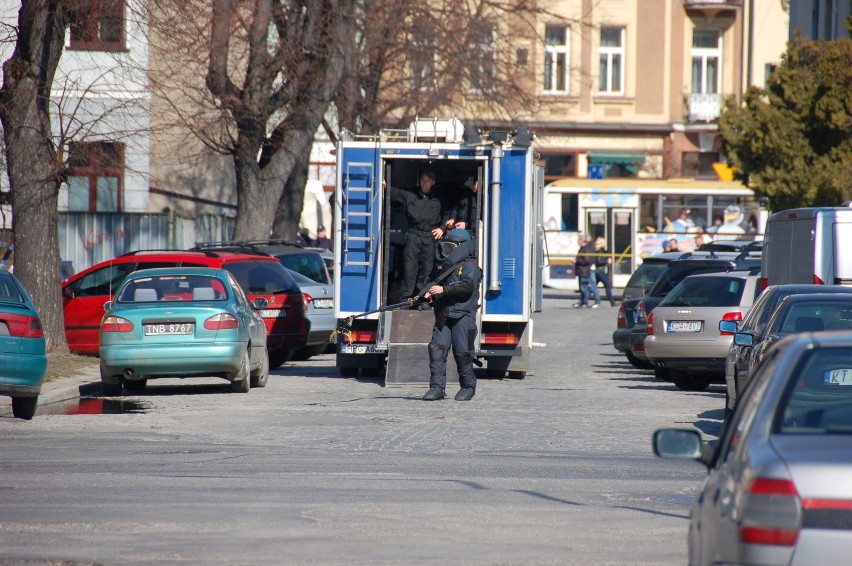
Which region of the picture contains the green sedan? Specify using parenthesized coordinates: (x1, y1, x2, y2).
(99, 267, 269, 395)
(0, 270, 47, 419)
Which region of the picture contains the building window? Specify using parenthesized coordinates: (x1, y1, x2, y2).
(691, 30, 720, 95)
(70, 0, 125, 51)
(67, 142, 124, 212)
(469, 21, 497, 91)
(411, 34, 437, 91)
(598, 27, 624, 94)
(544, 25, 569, 93)
(542, 152, 576, 182)
(682, 151, 719, 179)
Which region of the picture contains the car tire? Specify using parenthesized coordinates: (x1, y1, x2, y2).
(251, 349, 269, 388)
(508, 370, 526, 379)
(123, 379, 147, 393)
(654, 367, 671, 381)
(671, 370, 712, 391)
(11, 396, 38, 420)
(231, 350, 251, 393)
(626, 351, 655, 370)
(100, 366, 123, 396)
(269, 349, 293, 369)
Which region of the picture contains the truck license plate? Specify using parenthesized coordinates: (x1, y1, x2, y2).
(341, 344, 378, 354)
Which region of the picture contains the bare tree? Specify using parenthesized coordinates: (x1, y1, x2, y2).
(0, 1, 75, 353)
(148, 0, 354, 241)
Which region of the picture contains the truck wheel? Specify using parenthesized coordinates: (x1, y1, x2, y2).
(11, 396, 38, 420)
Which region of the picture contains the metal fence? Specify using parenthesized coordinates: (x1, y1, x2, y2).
(58, 212, 235, 275)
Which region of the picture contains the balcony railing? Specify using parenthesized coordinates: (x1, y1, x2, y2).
(683, 0, 743, 9)
(688, 93, 721, 122)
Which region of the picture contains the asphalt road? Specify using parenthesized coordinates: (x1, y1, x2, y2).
(0, 289, 724, 565)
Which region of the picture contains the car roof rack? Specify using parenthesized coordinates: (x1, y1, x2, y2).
(191, 241, 280, 257)
(120, 249, 222, 259)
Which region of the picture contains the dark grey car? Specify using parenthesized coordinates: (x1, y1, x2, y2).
(722, 284, 852, 415)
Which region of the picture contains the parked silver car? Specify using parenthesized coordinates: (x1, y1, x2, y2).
(285, 268, 335, 360)
(644, 270, 761, 391)
(654, 331, 852, 566)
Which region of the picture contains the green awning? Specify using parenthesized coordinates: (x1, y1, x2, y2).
(588, 151, 645, 165)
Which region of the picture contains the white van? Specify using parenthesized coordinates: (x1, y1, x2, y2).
(761, 206, 852, 287)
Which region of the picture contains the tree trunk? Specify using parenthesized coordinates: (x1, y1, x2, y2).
(271, 145, 311, 240)
(0, 2, 70, 353)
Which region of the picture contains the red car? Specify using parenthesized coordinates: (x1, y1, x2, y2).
(62, 250, 307, 367)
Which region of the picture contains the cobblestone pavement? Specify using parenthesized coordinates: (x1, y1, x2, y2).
(0, 289, 723, 565)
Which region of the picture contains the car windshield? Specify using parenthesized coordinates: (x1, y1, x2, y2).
(117, 275, 227, 303)
(778, 302, 852, 333)
(275, 253, 329, 284)
(780, 347, 852, 434)
(625, 262, 667, 290)
(0, 276, 24, 303)
(224, 261, 299, 294)
(660, 276, 745, 307)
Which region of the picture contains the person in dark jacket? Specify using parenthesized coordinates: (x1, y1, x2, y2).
(573, 234, 599, 308)
(592, 237, 616, 306)
(445, 177, 479, 237)
(422, 228, 481, 401)
(389, 169, 445, 302)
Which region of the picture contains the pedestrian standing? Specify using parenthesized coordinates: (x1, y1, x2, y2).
(592, 237, 616, 306)
(573, 234, 599, 308)
(389, 169, 445, 303)
(422, 229, 482, 401)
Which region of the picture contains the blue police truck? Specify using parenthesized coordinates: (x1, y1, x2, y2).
(333, 118, 544, 384)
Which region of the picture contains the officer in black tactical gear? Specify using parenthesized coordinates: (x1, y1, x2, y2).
(389, 169, 445, 303)
(422, 228, 481, 401)
(445, 177, 479, 238)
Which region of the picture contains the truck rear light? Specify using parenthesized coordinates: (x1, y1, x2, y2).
(2, 313, 44, 338)
(102, 316, 134, 333)
(616, 304, 627, 328)
(204, 313, 239, 330)
(813, 274, 824, 285)
(482, 333, 520, 346)
(739, 477, 801, 546)
(346, 329, 377, 343)
(720, 312, 743, 335)
(646, 312, 654, 336)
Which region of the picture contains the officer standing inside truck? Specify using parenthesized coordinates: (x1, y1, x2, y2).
(389, 168, 445, 303)
(422, 228, 481, 401)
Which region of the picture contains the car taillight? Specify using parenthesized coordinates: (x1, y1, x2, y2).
(616, 304, 627, 328)
(646, 312, 654, 336)
(760, 277, 769, 292)
(303, 293, 313, 305)
(2, 314, 44, 338)
(739, 477, 801, 546)
(102, 316, 134, 333)
(204, 313, 239, 330)
(813, 274, 824, 285)
(720, 312, 743, 336)
(636, 300, 646, 321)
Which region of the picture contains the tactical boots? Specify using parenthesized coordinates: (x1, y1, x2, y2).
(422, 387, 446, 401)
(454, 388, 475, 401)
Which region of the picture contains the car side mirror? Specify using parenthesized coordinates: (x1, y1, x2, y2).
(652, 429, 704, 462)
(733, 332, 754, 347)
(252, 297, 269, 310)
(718, 320, 738, 334)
